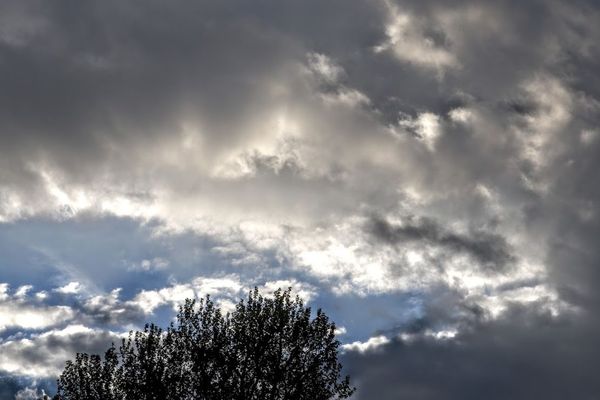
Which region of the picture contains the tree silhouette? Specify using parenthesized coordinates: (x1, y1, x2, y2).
(53, 288, 354, 400)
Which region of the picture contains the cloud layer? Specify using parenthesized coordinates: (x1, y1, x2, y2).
(1, 0, 600, 397)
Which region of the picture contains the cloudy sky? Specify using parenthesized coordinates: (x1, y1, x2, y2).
(1, 0, 600, 398)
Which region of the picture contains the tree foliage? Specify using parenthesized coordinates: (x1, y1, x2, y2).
(53, 288, 354, 400)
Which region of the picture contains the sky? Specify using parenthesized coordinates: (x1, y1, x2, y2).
(1, 0, 600, 398)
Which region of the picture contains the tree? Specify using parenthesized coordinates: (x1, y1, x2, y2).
(54, 288, 355, 400)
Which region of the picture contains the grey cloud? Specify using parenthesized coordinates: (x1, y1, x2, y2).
(367, 215, 514, 272)
(0, 0, 383, 180)
(0, 326, 121, 378)
(0, 0, 586, 231)
(76, 291, 147, 327)
(344, 304, 600, 400)
(546, 188, 600, 310)
(0, 0, 595, 187)
(0, 0, 392, 226)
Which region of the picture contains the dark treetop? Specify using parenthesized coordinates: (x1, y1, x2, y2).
(52, 288, 354, 400)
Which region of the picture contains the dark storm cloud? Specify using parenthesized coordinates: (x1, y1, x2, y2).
(367, 215, 514, 271)
(349, 1, 600, 398)
(0, 0, 386, 187)
(0, 0, 591, 227)
(0, 0, 596, 186)
(544, 137, 600, 310)
(344, 304, 600, 400)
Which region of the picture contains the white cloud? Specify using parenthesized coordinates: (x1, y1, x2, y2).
(334, 326, 347, 336)
(306, 53, 344, 83)
(448, 107, 474, 123)
(194, 276, 243, 296)
(399, 328, 458, 342)
(0, 303, 73, 332)
(128, 275, 317, 316)
(128, 257, 170, 272)
(14, 285, 33, 298)
(131, 284, 195, 314)
(34, 291, 48, 301)
(320, 88, 371, 108)
(15, 387, 48, 400)
(260, 279, 317, 303)
(375, 4, 458, 73)
(342, 335, 390, 353)
(414, 112, 442, 150)
(0, 284, 74, 332)
(53, 281, 82, 295)
(0, 283, 8, 300)
(129, 275, 243, 314)
(516, 75, 573, 171)
(581, 129, 598, 145)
